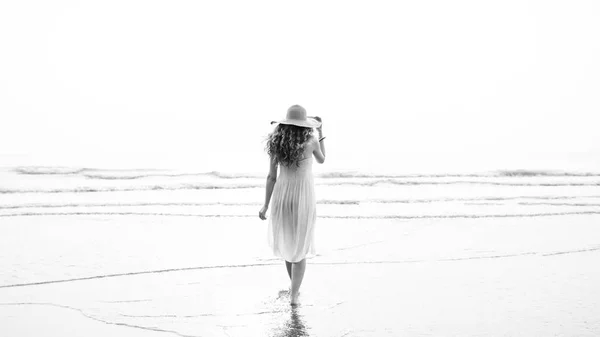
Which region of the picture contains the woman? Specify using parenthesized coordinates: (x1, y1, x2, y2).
(259, 105, 326, 306)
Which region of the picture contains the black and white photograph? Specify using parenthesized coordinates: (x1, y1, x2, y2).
(1, 1, 599, 336)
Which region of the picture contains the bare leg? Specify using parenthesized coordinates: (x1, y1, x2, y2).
(285, 261, 292, 280)
(290, 259, 306, 305)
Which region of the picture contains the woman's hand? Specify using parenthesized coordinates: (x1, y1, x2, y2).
(310, 116, 323, 133)
(259, 205, 268, 220)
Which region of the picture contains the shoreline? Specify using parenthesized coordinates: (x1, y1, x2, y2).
(2, 214, 600, 336)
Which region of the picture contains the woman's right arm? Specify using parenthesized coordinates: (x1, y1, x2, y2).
(313, 120, 326, 164)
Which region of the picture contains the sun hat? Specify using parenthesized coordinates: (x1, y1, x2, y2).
(271, 105, 322, 128)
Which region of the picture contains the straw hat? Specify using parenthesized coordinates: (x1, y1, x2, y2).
(271, 105, 321, 128)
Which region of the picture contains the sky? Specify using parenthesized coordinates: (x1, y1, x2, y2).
(1, 0, 599, 173)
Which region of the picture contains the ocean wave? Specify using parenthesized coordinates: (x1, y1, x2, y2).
(14, 166, 86, 175)
(12, 166, 264, 180)
(11, 166, 600, 180)
(13, 167, 236, 180)
(321, 179, 600, 187)
(2, 193, 600, 210)
(320, 170, 600, 178)
(0, 199, 376, 210)
(2, 210, 600, 219)
(517, 202, 600, 207)
(3, 179, 600, 195)
(371, 195, 600, 204)
(82, 170, 262, 180)
(0, 183, 263, 194)
(496, 169, 600, 177)
(0, 201, 259, 210)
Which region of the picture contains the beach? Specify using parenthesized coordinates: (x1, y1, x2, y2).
(3, 0, 600, 334)
(1, 167, 600, 336)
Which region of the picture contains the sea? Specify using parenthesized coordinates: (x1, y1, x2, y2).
(2, 163, 600, 222)
(2, 148, 600, 287)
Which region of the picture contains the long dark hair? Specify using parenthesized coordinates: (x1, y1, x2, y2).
(265, 124, 314, 167)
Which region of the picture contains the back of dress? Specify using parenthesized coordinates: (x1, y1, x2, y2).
(268, 148, 317, 263)
(278, 153, 313, 181)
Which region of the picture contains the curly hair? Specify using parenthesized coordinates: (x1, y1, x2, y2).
(265, 124, 314, 167)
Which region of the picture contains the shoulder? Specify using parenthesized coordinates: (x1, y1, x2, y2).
(307, 134, 319, 148)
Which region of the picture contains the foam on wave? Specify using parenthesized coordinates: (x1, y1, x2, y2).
(12, 166, 600, 180)
(496, 169, 600, 177)
(2, 195, 599, 210)
(3, 179, 600, 194)
(14, 166, 86, 175)
(2, 210, 600, 219)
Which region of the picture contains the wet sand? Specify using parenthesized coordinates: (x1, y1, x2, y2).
(1, 214, 599, 336)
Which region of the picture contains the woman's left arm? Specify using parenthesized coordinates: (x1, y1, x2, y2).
(259, 157, 278, 220)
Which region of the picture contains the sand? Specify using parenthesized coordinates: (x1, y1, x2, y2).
(1, 214, 599, 336)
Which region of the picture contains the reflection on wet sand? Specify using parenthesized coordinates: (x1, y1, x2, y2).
(272, 306, 309, 337)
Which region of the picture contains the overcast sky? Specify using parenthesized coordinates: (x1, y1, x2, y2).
(1, 0, 599, 172)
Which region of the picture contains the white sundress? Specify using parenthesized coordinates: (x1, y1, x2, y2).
(267, 152, 317, 263)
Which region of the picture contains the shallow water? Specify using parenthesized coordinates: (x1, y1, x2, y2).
(1, 166, 600, 336)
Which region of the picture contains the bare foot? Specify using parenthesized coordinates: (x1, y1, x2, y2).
(290, 293, 300, 306)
